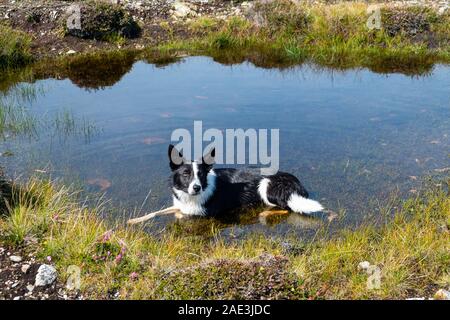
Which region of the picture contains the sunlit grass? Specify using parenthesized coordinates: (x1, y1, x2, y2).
(0, 98, 38, 138)
(144, 1, 450, 73)
(0, 175, 448, 299)
(0, 25, 32, 69)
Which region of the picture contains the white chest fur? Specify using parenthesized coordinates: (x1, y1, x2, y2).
(172, 170, 216, 216)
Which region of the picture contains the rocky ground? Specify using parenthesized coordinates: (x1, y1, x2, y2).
(0, 0, 251, 58)
(0, 245, 81, 300)
(0, 0, 449, 58)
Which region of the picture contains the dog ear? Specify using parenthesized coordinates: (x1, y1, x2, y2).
(202, 147, 215, 169)
(168, 144, 184, 171)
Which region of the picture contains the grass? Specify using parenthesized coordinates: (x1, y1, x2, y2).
(0, 2, 449, 77)
(0, 1, 448, 88)
(0, 85, 98, 141)
(143, 2, 450, 74)
(0, 97, 37, 138)
(0, 175, 448, 299)
(0, 25, 32, 69)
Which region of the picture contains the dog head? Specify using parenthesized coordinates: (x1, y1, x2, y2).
(168, 144, 215, 196)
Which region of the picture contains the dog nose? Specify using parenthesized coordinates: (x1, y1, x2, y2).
(193, 184, 201, 192)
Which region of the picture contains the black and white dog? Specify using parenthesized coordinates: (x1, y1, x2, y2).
(169, 144, 323, 217)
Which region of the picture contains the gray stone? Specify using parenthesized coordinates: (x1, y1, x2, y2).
(434, 289, 450, 300)
(9, 255, 22, 263)
(357, 261, 371, 271)
(171, 1, 192, 18)
(21, 264, 30, 273)
(35, 264, 57, 287)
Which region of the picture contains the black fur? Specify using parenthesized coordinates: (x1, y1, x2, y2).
(168, 144, 318, 216)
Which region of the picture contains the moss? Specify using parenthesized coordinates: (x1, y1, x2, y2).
(155, 255, 305, 299)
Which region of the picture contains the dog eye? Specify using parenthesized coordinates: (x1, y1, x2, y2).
(182, 170, 190, 176)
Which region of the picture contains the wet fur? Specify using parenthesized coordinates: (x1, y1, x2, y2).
(168, 145, 323, 216)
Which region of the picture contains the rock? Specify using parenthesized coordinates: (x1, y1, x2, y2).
(9, 255, 22, 263)
(13, 296, 21, 300)
(21, 264, 30, 273)
(438, 6, 449, 15)
(35, 264, 57, 287)
(66, 50, 77, 55)
(172, 2, 193, 18)
(434, 289, 450, 300)
(26, 284, 34, 292)
(357, 261, 371, 271)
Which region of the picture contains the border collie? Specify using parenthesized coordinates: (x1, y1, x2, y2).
(169, 144, 323, 217)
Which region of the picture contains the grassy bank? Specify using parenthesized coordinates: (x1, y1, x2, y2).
(0, 25, 32, 69)
(1, 2, 450, 76)
(155, 2, 450, 73)
(0, 176, 448, 299)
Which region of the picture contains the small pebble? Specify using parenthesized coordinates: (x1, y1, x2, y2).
(21, 264, 30, 273)
(434, 289, 450, 300)
(9, 255, 22, 263)
(358, 261, 371, 270)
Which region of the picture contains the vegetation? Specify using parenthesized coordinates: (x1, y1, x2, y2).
(2, 2, 450, 75)
(0, 175, 448, 299)
(0, 25, 32, 69)
(64, 2, 141, 41)
(148, 2, 450, 73)
(0, 85, 97, 141)
(0, 0, 449, 300)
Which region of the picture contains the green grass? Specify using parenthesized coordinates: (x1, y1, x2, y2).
(0, 25, 32, 69)
(0, 97, 37, 138)
(1, 2, 449, 76)
(1, 1, 449, 84)
(143, 2, 450, 74)
(0, 86, 98, 141)
(0, 176, 448, 299)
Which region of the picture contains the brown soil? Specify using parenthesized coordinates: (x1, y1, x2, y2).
(0, 0, 235, 59)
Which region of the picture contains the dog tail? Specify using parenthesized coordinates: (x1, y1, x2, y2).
(286, 193, 323, 214)
(258, 174, 324, 214)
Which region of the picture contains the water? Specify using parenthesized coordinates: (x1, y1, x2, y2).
(1, 56, 449, 238)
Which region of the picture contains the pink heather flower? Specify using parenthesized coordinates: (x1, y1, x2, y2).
(101, 230, 113, 243)
(46, 256, 52, 262)
(114, 253, 123, 264)
(129, 272, 139, 280)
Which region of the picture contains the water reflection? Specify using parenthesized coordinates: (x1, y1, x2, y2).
(0, 55, 449, 239)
